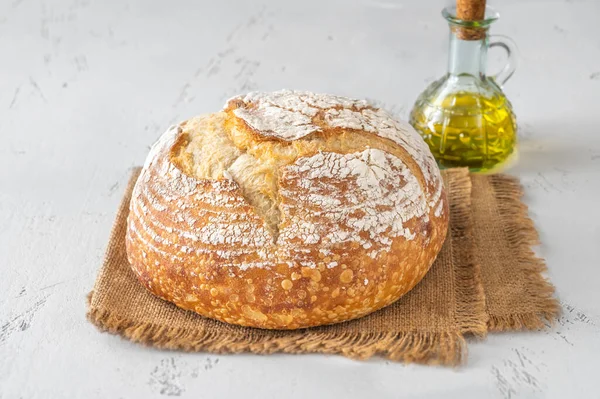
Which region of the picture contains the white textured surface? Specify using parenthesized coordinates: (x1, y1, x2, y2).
(1, 0, 599, 398)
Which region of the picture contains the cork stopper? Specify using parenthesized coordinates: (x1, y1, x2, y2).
(454, 0, 487, 40)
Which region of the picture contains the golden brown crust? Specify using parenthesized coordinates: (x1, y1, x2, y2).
(126, 90, 448, 329)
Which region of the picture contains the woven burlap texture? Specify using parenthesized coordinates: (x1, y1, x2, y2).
(87, 168, 558, 366)
(470, 175, 559, 331)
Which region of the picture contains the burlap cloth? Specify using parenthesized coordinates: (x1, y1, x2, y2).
(87, 168, 559, 365)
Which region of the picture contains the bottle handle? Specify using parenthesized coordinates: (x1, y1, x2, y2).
(489, 35, 518, 87)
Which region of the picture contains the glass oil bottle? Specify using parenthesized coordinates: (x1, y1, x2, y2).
(410, 6, 518, 172)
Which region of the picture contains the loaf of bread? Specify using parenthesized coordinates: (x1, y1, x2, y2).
(126, 90, 448, 329)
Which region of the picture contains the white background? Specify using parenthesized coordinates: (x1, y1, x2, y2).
(1, 0, 600, 397)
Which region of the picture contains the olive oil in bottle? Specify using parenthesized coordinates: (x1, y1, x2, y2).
(410, 5, 518, 172)
(410, 89, 517, 171)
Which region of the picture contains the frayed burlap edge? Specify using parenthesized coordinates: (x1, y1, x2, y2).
(87, 297, 465, 365)
(88, 167, 140, 307)
(486, 175, 560, 331)
(450, 169, 488, 339)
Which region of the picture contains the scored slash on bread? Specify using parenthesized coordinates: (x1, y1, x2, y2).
(126, 90, 448, 329)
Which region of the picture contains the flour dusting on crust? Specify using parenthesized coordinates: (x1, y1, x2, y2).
(228, 90, 369, 141)
(227, 90, 443, 194)
(130, 91, 446, 271)
(130, 125, 275, 270)
(278, 149, 428, 266)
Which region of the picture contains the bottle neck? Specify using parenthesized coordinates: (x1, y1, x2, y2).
(447, 29, 488, 78)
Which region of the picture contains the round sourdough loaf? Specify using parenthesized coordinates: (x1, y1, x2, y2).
(126, 90, 448, 329)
